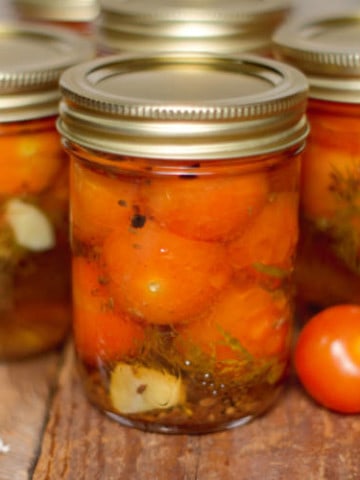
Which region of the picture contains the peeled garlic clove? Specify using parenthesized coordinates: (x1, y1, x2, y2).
(5, 198, 55, 251)
(110, 363, 185, 414)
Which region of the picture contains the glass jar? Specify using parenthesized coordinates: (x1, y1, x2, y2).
(12, 0, 100, 35)
(96, 0, 291, 56)
(273, 12, 360, 315)
(0, 23, 94, 360)
(58, 52, 308, 434)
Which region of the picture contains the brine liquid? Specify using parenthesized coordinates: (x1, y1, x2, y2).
(70, 147, 300, 433)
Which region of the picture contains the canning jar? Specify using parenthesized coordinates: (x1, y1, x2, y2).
(58, 52, 308, 434)
(0, 23, 94, 360)
(12, 0, 100, 35)
(273, 12, 360, 313)
(96, 0, 290, 56)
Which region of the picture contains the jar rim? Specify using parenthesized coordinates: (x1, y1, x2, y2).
(273, 10, 360, 103)
(96, 0, 291, 54)
(13, 0, 99, 22)
(0, 22, 95, 121)
(58, 52, 309, 160)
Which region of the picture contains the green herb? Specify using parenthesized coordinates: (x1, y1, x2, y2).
(321, 164, 360, 273)
(253, 262, 288, 279)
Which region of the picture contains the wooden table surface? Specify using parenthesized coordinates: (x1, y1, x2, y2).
(2, 0, 360, 478)
(1, 341, 360, 480)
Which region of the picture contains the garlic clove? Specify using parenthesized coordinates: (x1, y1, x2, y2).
(5, 198, 55, 251)
(110, 363, 185, 414)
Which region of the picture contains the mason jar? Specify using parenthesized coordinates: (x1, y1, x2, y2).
(96, 0, 291, 56)
(273, 11, 360, 314)
(0, 23, 94, 360)
(12, 0, 100, 35)
(58, 52, 308, 434)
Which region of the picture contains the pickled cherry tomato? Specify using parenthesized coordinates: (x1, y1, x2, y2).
(141, 171, 268, 241)
(72, 256, 145, 363)
(102, 220, 231, 325)
(178, 284, 290, 362)
(0, 129, 64, 195)
(71, 162, 139, 242)
(300, 102, 360, 224)
(300, 141, 359, 221)
(228, 192, 299, 281)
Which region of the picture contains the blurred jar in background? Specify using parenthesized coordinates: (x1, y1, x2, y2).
(96, 0, 291, 56)
(58, 52, 308, 433)
(12, 0, 100, 35)
(273, 11, 360, 314)
(0, 23, 94, 360)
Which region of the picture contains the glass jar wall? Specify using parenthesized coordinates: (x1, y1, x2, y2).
(58, 52, 308, 433)
(296, 100, 360, 310)
(68, 145, 302, 433)
(0, 23, 94, 360)
(0, 117, 70, 359)
(273, 11, 360, 316)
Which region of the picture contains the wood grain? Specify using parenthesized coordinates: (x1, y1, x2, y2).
(0, 352, 62, 480)
(33, 344, 360, 480)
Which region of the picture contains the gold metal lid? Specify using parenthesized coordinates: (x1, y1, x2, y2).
(58, 52, 308, 160)
(13, 0, 99, 22)
(273, 11, 360, 103)
(0, 22, 95, 122)
(96, 0, 291, 54)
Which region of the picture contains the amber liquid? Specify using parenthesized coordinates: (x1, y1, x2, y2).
(68, 144, 301, 433)
(0, 118, 71, 360)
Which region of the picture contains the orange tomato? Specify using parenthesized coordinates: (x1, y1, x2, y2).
(177, 284, 291, 362)
(72, 256, 144, 364)
(102, 220, 231, 325)
(295, 305, 360, 413)
(0, 129, 64, 195)
(228, 192, 299, 284)
(300, 102, 360, 222)
(70, 161, 139, 243)
(141, 171, 268, 241)
(300, 139, 359, 221)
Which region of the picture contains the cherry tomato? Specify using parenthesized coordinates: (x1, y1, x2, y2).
(228, 192, 299, 285)
(102, 220, 230, 325)
(294, 305, 360, 413)
(300, 102, 360, 223)
(178, 283, 291, 362)
(0, 128, 64, 195)
(141, 171, 268, 241)
(72, 256, 145, 364)
(71, 162, 139, 243)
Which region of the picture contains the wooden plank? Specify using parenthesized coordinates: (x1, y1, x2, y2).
(0, 351, 62, 480)
(33, 344, 360, 480)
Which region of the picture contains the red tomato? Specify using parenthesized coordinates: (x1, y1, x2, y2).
(294, 305, 360, 413)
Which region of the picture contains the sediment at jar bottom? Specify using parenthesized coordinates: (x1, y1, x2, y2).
(77, 353, 288, 434)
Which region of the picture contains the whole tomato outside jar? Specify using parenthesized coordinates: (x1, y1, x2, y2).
(273, 12, 360, 313)
(96, 0, 291, 56)
(0, 23, 94, 360)
(58, 52, 308, 434)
